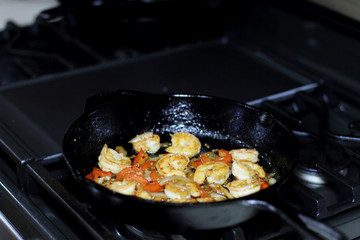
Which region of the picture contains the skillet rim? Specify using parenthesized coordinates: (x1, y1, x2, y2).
(62, 90, 300, 207)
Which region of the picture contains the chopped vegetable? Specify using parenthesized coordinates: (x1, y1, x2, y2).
(149, 171, 163, 182)
(92, 167, 113, 178)
(133, 149, 149, 167)
(191, 159, 203, 168)
(123, 173, 149, 187)
(85, 173, 94, 180)
(200, 154, 212, 163)
(140, 160, 157, 170)
(195, 182, 209, 198)
(260, 179, 270, 190)
(116, 166, 144, 181)
(143, 182, 164, 192)
(214, 154, 232, 164)
(218, 149, 230, 157)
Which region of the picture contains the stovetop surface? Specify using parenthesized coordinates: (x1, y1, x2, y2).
(1, 0, 360, 240)
(0, 39, 311, 161)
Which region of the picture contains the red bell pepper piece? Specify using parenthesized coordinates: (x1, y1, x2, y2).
(133, 149, 149, 167)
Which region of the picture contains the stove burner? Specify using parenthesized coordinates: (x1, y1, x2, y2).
(122, 225, 228, 240)
(295, 166, 348, 185)
(294, 147, 351, 185)
(293, 131, 351, 185)
(125, 225, 169, 240)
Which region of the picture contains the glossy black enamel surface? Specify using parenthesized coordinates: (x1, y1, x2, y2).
(63, 90, 299, 232)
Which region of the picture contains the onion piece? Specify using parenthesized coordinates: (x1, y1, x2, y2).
(268, 177, 277, 185)
(159, 175, 193, 186)
(209, 184, 234, 199)
(209, 192, 227, 199)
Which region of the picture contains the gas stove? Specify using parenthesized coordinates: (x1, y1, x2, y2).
(1, 0, 360, 239)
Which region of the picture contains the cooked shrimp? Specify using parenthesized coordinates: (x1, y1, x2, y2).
(229, 149, 259, 163)
(98, 144, 132, 174)
(129, 132, 161, 153)
(193, 161, 230, 185)
(135, 189, 152, 200)
(104, 180, 136, 195)
(232, 160, 266, 180)
(164, 183, 191, 199)
(226, 178, 263, 198)
(165, 132, 201, 158)
(115, 146, 127, 155)
(156, 153, 189, 177)
(185, 182, 202, 198)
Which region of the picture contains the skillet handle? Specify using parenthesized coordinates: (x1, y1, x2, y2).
(242, 199, 347, 240)
(84, 90, 149, 113)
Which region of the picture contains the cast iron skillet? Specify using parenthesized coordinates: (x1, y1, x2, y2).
(63, 90, 345, 240)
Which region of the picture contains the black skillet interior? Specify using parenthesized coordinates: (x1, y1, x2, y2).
(63, 90, 298, 181)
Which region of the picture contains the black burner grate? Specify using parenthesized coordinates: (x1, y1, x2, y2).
(0, 19, 103, 84)
(261, 82, 360, 218)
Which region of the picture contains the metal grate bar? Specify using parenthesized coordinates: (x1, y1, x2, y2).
(25, 161, 115, 240)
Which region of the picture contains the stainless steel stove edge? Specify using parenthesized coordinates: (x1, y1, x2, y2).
(0, 156, 79, 240)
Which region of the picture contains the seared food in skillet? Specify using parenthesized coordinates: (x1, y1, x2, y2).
(85, 131, 276, 202)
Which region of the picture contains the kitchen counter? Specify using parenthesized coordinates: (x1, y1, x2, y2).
(308, 0, 360, 22)
(0, 0, 57, 30)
